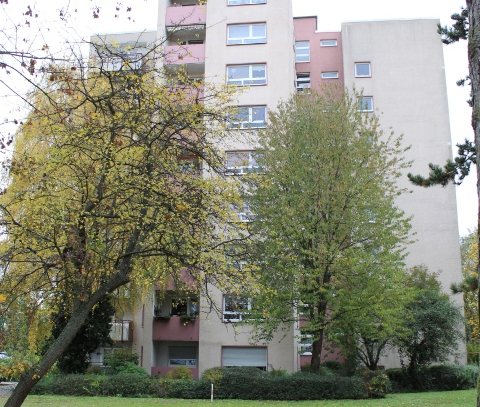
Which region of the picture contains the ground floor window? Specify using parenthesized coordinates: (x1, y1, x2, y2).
(169, 345, 197, 367)
(222, 346, 267, 370)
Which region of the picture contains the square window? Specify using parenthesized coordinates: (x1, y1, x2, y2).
(320, 39, 337, 47)
(358, 96, 373, 112)
(223, 296, 252, 322)
(229, 106, 266, 129)
(226, 151, 262, 174)
(228, 23, 266, 45)
(169, 346, 197, 368)
(222, 346, 267, 369)
(227, 64, 266, 86)
(296, 73, 310, 91)
(295, 41, 310, 63)
(355, 62, 371, 77)
(321, 71, 339, 79)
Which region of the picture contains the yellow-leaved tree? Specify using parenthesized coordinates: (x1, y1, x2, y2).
(0, 41, 247, 407)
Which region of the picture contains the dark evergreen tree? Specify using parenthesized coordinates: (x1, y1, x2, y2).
(49, 296, 115, 374)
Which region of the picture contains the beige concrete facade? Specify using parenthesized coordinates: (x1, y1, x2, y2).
(341, 19, 466, 366)
(90, 5, 465, 375)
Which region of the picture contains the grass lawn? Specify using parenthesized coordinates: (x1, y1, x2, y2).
(0, 390, 475, 407)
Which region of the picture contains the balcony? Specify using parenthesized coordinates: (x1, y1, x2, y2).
(152, 315, 199, 341)
(166, 5, 206, 29)
(164, 44, 205, 66)
(110, 320, 133, 342)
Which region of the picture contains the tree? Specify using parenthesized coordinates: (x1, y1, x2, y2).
(0, 40, 244, 407)
(47, 295, 115, 374)
(407, 5, 480, 403)
(245, 89, 412, 373)
(397, 266, 464, 389)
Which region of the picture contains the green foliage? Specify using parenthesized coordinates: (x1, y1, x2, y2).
(362, 370, 389, 398)
(166, 366, 193, 380)
(104, 350, 139, 372)
(32, 374, 158, 397)
(468, 342, 480, 365)
(438, 7, 469, 44)
(47, 295, 115, 374)
(397, 266, 464, 386)
(85, 365, 103, 375)
(115, 361, 148, 376)
(387, 364, 478, 392)
(200, 366, 224, 383)
(245, 88, 412, 372)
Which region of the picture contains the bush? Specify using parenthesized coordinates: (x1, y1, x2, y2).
(467, 342, 480, 365)
(116, 361, 149, 376)
(85, 365, 103, 375)
(201, 366, 224, 383)
(104, 349, 139, 372)
(363, 370, 389, 398)
(32, 373, 157, 397)
(166, 366, 193, 380)
(386, 364, 478, 392)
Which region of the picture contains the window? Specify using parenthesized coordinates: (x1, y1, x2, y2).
(299, 335, 313, 355)
(358, 96, 373, 112)
(228, 0, 266, 4)
(231, 201, 254, 222)
(227, 64, 266, 86)
(295, 41, 310, 62)
(223, 296, 252, 322)
(296, 73, 310, 91)
(171, 297, 198, 316)
(321, 71, 339, 79)
(229, 106, 266, 129)
(169, 346, 197, 367)
(222, 347, 267, 369)
(226, 151, 262, 174)
(228, 24, 266, 45)
(103, 52, 144, 71)
(355, 62, 371, 77)
(320, 39, 337, 47)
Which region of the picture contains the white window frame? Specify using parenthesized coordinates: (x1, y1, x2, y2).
(227, 64, 266, 86)
(227, 23, 266, 45)
(226, 151, 262, 175)
(223, 295, 252, 322)
(321, 71, 339, 79)
(103, 52, 143, 71)
(229, 106, 266, 129)
(295, 41, 310, 63)
(296, 73, 310, 91)
(355, 62, 371, 77)
(228, 0, 266, 4)
(299, 335, 313, 355)
(320, 39, 338, 47)
(358, 96, 373, 112)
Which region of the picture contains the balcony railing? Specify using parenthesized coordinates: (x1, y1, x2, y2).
(164, 44, 205, 66)
(152, 315, 199, 341)
(166, 5, 206, 28)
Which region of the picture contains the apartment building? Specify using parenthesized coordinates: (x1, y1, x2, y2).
(90, 1, 465, 376)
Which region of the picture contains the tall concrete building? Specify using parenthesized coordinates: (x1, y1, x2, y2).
(90, 1, 465, 376)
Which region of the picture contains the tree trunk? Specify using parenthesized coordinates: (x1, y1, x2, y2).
(3, 271, 130, 407)
(310, 331, 324, 373)
(466, 1, 480, 406)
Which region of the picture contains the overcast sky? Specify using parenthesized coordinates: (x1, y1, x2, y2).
(1, 0, 476, 236)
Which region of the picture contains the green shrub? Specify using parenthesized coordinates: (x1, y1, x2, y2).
(104, 349, 139, 372)
(268, 368, 288, 377)
(85, 365, 104, 375)
(363, 370, 389, 398)
(467, 342, 480, 365)
(166, 366, 193, 380)
(116, 361, 149, 376)
(201, 366, 224, 383)
(386, 364, 478, 392)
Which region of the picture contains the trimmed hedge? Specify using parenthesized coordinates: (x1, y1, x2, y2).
(32, 368, 365, 400)
(387, 364, 478, 392)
